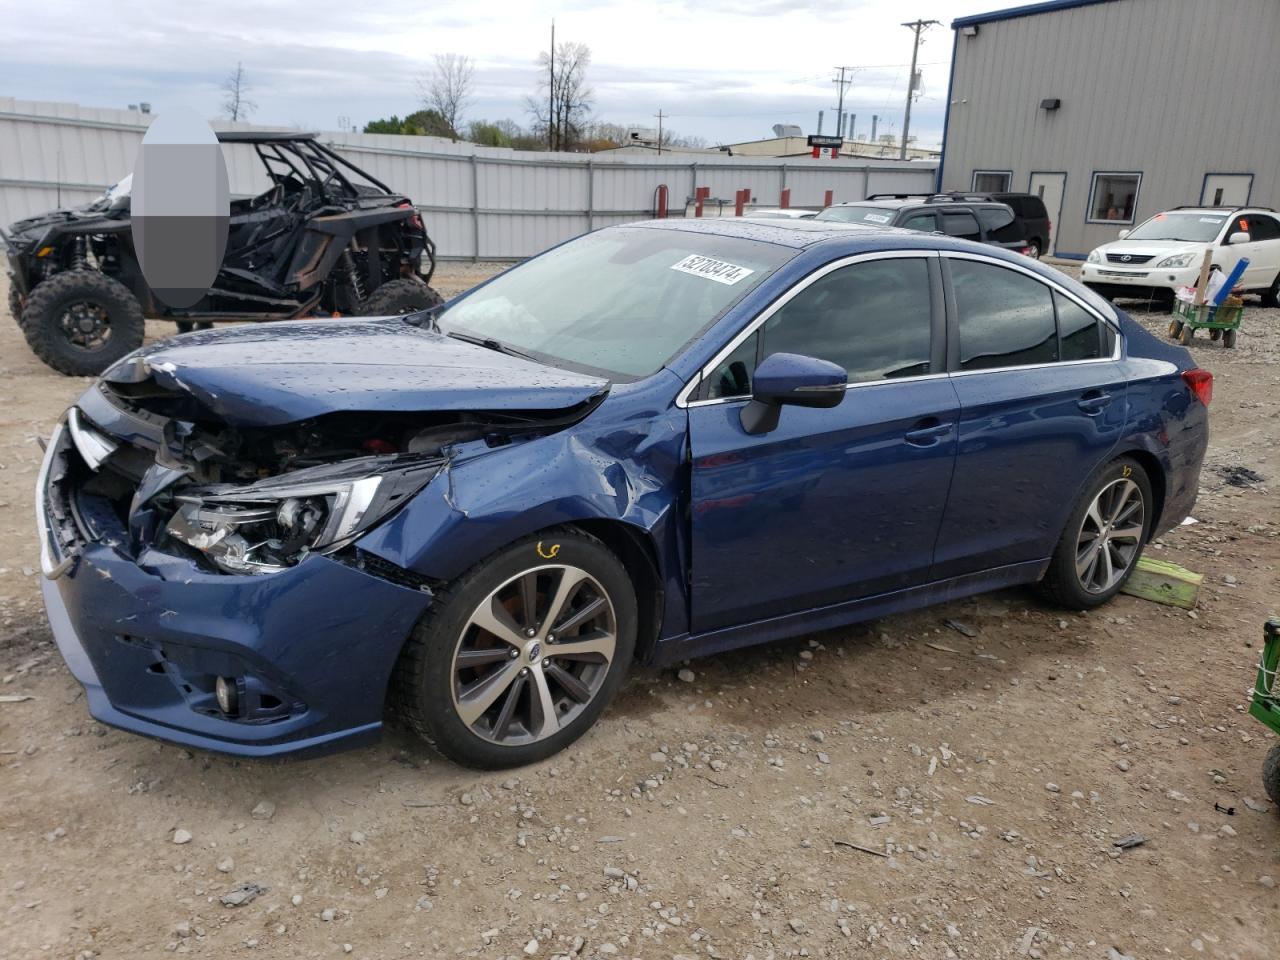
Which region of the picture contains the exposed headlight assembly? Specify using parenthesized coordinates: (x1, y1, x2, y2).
(1086, 249, 1103, 264)
(165, 456, 441, 575)
(1156, 252, 1198, 268)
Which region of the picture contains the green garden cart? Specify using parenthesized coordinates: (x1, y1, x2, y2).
(1249, 618, 1280, 805)
(1168, 296, 1244, 348)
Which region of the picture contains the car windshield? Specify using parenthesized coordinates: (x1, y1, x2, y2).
(814, 205, 898, 225)
(1125, 212, 1227, 243)
(431, 227, 792, 379)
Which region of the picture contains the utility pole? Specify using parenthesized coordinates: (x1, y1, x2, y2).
(832, 66, 852, 138)
(654, 108, 665, 155)
(548, 19, 555, 150)
(900, 19, 938, 159)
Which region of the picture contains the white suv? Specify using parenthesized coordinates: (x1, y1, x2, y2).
(1080, 207, 1280, 308)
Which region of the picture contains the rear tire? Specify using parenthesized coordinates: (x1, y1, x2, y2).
(1037, 456, 1152, 610)
(358, 278, 443, 317)
(21, 271, 145, 376)
(390, 529, 637, 769)
(1264, 745, 1280, 807)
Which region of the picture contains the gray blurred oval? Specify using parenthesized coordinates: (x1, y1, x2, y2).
(131, 109, 229, 309)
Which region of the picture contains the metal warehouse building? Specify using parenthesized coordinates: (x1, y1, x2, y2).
(937, 0, 1280, 259)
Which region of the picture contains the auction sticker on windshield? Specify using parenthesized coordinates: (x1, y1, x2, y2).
(671, 254, 755, 285)
(863, 212, 892, 224)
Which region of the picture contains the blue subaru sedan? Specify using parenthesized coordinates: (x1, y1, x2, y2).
(36, 218, 1210, 768)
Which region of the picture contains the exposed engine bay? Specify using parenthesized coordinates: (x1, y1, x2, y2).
(55, 387, 597, 578)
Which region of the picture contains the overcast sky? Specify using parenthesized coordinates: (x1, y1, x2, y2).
(0, 0, 1009, 147)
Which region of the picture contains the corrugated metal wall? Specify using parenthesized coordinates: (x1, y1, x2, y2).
(0, 99, 938, 260)
(940, 0, 1280, 257)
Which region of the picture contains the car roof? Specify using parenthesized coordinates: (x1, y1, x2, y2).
(215, 131, 320, 143)
(633, 216, 896, 249)
(831, 198, 1005, 210)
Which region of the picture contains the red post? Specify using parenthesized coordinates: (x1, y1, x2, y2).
(694, 186, 710, 218)
(655, 184, 668, 219)
(779, 188, 790, 209)
(734, 188, 746, 217)
(823, 189, 834, 208)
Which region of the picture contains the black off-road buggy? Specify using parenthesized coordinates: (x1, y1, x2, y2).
(3, 131, 441, 376)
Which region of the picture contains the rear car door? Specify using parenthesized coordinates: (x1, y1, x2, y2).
(932, 254, 1127, 579)
(686, 253, 959, 633)
(1238, 214, 1280, 289)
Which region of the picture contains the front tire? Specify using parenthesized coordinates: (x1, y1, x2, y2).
(1037, 456, 1152, 609)
(1264, 745, 1280, 807)
(358, 278, 444, 317)
(390, 530, 637, 769)
(21, 271, 144, 376)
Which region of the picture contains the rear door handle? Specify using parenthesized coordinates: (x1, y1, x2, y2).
(1077, 391, 1112, 415)
(904, 420, 953, 447)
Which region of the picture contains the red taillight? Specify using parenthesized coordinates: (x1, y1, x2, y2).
(1182, 368, 1213, 406)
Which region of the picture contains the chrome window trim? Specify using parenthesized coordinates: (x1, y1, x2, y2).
(676, 248, 1124, 409)
(676, 250, 941, 409)
(941, 250, 1123, 364)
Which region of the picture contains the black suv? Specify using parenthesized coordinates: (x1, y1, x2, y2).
(944, 191, 1052, 259)
(815, 195, 1032, 255)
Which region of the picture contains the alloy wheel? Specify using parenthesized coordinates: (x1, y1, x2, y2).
(450, 564, 616, 745)
(1075, 478, 1145, 594)
(60, 301, 112, 350)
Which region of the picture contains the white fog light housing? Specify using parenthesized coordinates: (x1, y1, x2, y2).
(165, 455, 441, 575)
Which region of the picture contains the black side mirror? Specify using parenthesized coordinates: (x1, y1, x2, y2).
(741, 352, 847, 435)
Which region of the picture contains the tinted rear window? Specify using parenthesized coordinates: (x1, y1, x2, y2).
(995, 194, 1048, 219)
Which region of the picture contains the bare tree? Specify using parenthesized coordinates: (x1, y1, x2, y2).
(525, 41, 592, 151)
(221, 62, 257, 122)
(418, 53, 474, 138)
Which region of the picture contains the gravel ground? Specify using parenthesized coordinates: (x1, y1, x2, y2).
(1, 263, 1278, 960)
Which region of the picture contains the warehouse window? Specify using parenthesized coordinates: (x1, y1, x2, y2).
(1087, 172, 1141, 224)
(972, 170, 1011, 192)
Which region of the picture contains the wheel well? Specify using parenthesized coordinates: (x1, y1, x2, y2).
(1120, 449, 1166, 536)
(567, 519, 665, 664)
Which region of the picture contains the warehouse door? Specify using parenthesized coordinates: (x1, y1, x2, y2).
(1201, 174, 1252, 207)
(1028, 173, 1065, 255)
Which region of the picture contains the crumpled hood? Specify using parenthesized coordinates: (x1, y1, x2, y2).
(102, 318, 610, 427)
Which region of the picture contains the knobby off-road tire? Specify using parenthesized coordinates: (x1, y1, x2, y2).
(1037, 456, 1153, 610)
(390, 529, 637, 769)
(358, 278, 444, 317)
(22, 271, 144, 376)
(8, 284, 23, 330)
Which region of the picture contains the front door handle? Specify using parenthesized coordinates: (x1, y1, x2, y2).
(904, 420, 953, 447)
(1077, 391, 1113, 415)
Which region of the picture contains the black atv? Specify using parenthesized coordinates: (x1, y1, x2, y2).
(3, 131, 442, 376)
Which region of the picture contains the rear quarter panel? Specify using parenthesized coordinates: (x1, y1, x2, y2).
(1113, 312, 1208, 536)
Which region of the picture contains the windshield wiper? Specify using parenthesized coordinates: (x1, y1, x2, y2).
(443, 330, 541, 363)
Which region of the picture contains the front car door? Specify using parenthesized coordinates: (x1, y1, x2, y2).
(685, 252, 959, 634)
(932, 254, 1127, 579)
(1225, 213, 1280, 290)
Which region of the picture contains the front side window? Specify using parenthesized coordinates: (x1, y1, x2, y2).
(901, 212, 938, 232)
(705, 257, 934, 398)
(436, 227, 791, 379)
(941, 211, 981, 241)
(1088, 172, 1141, 224)
(952, 260, 1057, 370)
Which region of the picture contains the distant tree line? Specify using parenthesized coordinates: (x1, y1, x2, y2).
(360, 46, 708, 153)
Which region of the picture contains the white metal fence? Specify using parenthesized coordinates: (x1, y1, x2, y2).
(0, 98, 938, 261)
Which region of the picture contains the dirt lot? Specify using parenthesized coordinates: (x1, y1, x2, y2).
(2, 262, 1279, 960)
